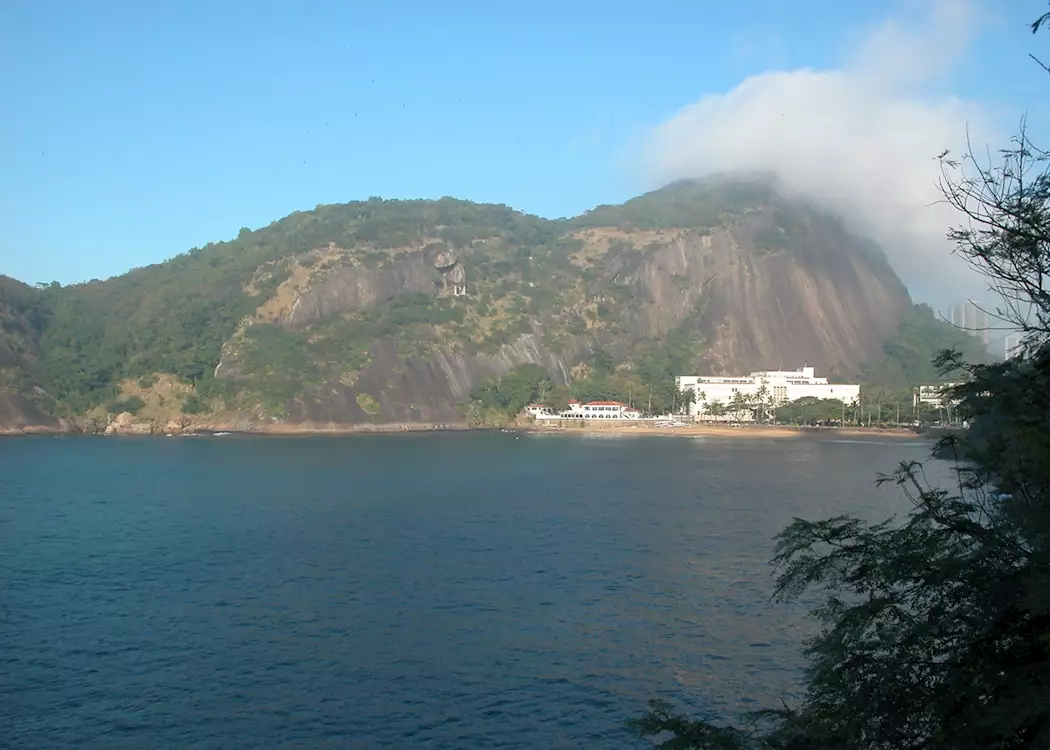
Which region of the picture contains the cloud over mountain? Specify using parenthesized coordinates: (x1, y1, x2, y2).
(642, 0, 993, 305)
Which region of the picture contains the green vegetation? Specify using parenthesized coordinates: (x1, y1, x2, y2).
(30, 198, 561, 413)
(771, 391, 944, 427)
(773, 396, 845, 424)
(572, 177, 776, 230)
(636, 351, 1050, 749)
(107, 395, 145, 415)
(0, 277, 53, 412)
(180, 393, 207, 415)
(355, 392, 381, 417)
(863, 303, 991, 387)
(0, 276, 50, 336)
(0, 177, 990, 425)
(471, 312, 705, 421)
(227, 294, 470, 412)
(630, 18, 1050, 745)
(533, 313, 704, 417)
(469, 363, 553, 418)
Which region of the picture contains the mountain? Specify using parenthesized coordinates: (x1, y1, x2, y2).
(0, 277, 64, 432)
(0, 177, 987, 432)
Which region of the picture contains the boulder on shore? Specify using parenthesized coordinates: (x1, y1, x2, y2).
(105, 411, 154, 435)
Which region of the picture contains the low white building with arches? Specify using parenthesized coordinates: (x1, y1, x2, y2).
(525, 400, 643, 420)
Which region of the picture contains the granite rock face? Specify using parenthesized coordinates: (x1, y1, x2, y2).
(210, 204, 908, 425)
(0, 181, 925, 431)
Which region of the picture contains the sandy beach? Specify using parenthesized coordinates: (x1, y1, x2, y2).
(526, 422, 923, 440)
(1, 418, 925, 440)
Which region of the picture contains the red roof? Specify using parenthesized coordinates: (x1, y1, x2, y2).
(584, 400, 628, 406)
(567, 399, 580, 404)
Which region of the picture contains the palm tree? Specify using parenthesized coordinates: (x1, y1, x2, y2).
(729, 391, 751, 422)
(752, 385, 770, 423)
(678, 387, 697, 417)
(537, 378, 552, 404)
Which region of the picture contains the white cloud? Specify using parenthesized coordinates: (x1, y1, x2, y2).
(642, 0, 994, 306)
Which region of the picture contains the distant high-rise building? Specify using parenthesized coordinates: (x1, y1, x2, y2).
(975, 304, 991, 345)
(964, 303, 978, 332)
(949, 300, 991, 345)
(1004, 332, 1023, 359)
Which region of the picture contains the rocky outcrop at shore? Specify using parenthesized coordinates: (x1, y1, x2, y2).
(103, 411, 153, 435)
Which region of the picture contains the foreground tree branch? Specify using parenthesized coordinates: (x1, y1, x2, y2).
(630, 8, 1050, 748)
(937, 124, 1050, 344)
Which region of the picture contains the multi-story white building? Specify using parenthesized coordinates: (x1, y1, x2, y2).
(675, 366, 860, 421)
(950, 300, 992, 346)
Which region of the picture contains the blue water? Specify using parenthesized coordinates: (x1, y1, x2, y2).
(0, 433, 932, 748)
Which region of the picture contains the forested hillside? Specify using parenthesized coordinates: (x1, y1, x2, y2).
(0, 276, 63, 430)
(0, 177, 987, 431)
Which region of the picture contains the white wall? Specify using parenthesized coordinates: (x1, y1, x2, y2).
(677, 370, 860, 420)
(786, 383, 860, 403)
(686, 382, 759, 417)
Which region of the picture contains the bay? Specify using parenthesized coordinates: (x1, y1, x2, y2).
(0, 433, 934, 749)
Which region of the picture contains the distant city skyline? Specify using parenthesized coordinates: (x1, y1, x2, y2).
(945, 298, 1033, 361)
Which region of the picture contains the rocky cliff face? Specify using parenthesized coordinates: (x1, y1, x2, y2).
(623, 210, 908, 373)
(287, 333, 589, 424)
(207, 197, 910, 425)
(2, 178, 940, 431)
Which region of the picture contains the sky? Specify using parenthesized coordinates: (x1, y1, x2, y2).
(1, 0, 1045, 305)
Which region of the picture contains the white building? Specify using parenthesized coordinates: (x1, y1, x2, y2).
(561, 400, 643, 420)
(914, 383, 962, 407)
(1004, 332, 1023, 360)
(524, 404, 557, 418)
(526, 400, 642, 420)
(675, 366, 860, 421)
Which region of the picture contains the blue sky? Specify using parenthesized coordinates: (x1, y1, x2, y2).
(1, 0, 1043, 286)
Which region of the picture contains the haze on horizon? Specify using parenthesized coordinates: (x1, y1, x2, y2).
(2, 0, 1043, 310)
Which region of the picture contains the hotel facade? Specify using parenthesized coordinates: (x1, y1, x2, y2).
(675, 366, 860, 421)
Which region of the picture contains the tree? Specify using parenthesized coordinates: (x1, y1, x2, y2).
(543, 384, 572, 411)
(678, 386, 697, 416)
(706, 399, 726, 420)
(775, 397, 843, 426)
(630, 10, 1050, 748)
(752, 385, 770, 423)
(938, 126, 1050, 347)
(464, 399, 484, 428)
(469, 363, 553, 419)
(860, 385, 895, 426)
(537, 377, 553, 404)
(689, 389, 707, 419)
(728, 391, 751, 421)
(868, 303, 990, 387)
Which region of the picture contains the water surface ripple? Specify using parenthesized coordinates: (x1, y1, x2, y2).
(1, 433, 930, 748)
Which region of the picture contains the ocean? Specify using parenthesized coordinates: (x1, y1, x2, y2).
(1, 432, 934, 748)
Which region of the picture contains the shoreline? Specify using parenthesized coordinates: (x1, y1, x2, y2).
(523, 423, 924, 440)
(2, 420, 928, 441)
(1, 422, 468, 437)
